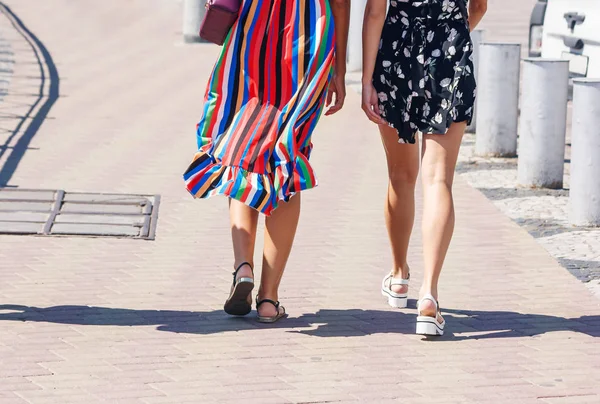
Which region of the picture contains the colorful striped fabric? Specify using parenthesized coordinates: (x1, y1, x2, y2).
(183, 0, 336, 215)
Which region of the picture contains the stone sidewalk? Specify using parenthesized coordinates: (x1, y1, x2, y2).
(1, 1, 599, 403)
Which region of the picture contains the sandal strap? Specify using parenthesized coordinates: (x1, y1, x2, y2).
(390, 278, 410, 286)
(232, 262, 253, 284)
(383, 273, 410, 287)
(234, 262, 253, 274)
(256, 298, 279, 309)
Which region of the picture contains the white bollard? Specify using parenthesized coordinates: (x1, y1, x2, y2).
(570, 78, 600, 226)
(183, 0, 206, 43)
(475, 43, 521, 157)
(347, 0, 367, 72)
(466, 29, 484, 133)
(517, 58, 569, 189)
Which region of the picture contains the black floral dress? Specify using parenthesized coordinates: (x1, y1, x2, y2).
(373, 0, 476, 144)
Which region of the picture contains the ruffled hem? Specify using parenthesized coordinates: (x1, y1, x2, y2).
(183, 150, 317, 216)
(386, 106, 473, 144)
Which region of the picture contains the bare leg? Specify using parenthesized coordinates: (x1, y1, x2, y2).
(419, 122, 465, 318)
(229, 199, 259, 283)
(258, 194, 301, 317)
(380, 125, 420, 293)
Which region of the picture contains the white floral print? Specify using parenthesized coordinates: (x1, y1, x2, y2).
(442, 1, 455, 13)
(396, 65, 406, 78)
(423, 103, 431, 117)
(448, 28, 458, 42)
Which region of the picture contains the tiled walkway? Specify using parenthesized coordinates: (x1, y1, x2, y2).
(0, 1, 598, 403)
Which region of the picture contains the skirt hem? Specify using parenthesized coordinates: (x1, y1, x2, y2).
(183, 151, 318, 216)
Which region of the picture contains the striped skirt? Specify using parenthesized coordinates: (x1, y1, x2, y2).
(183, 0, 335, 215)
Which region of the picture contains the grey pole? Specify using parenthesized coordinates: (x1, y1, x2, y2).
(475, 43, 521, 157)
(570, 78, 600, 226)
(517, 58, 569, 189)
(466, 29, 484, 133)
(183, 0, 206, 44)
(347, 0, 367, 72)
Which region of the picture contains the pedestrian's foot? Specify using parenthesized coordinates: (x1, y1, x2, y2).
(418, 299, 444, 323)
(256, 295, 287, 323)
(416, 294, 445, 336)
(389, 264, 410, 294)
(223, 262, 254, 316)
(381, 265, 410, 309)
(236, 263, 254, 307)
(235, 262, 253, 283)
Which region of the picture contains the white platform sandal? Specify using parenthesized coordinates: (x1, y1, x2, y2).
(381, 273, 409, 308)
(416, 294, 445, 336)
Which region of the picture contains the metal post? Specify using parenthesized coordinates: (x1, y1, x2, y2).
(570, 79, 600, 226)
(517, 58, 569, 189)
(183, 0, 206, 44)
(347, 0, 367, 72)
(466, 29, 484, 133)
(475, 43, 521, 157)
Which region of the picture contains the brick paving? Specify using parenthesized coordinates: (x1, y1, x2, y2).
(0, 1, 599, 403)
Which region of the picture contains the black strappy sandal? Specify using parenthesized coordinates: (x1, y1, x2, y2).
(223, 262, 254, 316)
(256, 297, 287, 323)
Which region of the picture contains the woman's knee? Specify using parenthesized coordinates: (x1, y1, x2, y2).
(421, 165, 454, 189)
(388, 166, 419, 188)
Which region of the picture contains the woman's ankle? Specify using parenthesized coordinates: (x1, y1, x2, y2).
(257, 288, 278, 302)
(391, 263, 410, 279)
(234, 261, 254, 279)
(419, 285, 438, 300)
(256, 290, 280, 316)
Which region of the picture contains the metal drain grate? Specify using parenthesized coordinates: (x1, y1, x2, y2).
(0, 189, 160, 239)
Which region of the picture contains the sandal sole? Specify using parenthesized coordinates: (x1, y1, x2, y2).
(381, 287, 408, 308)
(416, 316, 444, 336)
(257, 313, 288, 323)
(223, 280, 254, 316)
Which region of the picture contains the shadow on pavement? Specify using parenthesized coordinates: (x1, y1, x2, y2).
(0, 2, 60, 186)
(0, 304, 598, 340)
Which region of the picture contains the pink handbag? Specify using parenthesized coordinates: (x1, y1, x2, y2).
(199, 0, 241, 46)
